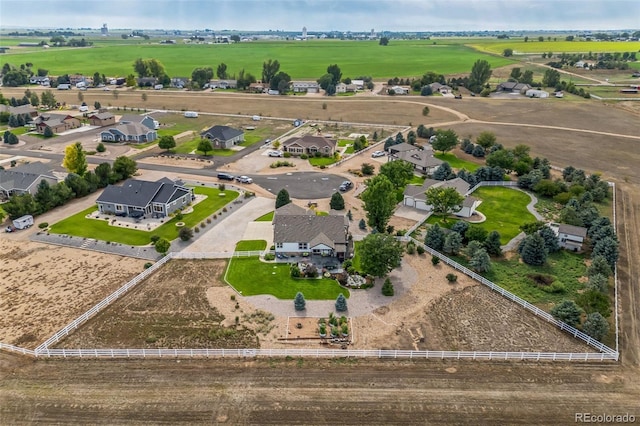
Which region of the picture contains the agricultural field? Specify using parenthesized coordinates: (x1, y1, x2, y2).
(0, 39, 514, 79)
(471, 39, 640, 54)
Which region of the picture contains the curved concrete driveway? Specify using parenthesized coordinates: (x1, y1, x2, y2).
(251, 172, 350, 199)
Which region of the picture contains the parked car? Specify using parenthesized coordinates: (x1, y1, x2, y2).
(276, 253, 289, 259)
(371, 150, 385, 158)
(235, 175, 253, 184)
(217, 172, 235, 181)
(454, 94, 463, 99)
(5, 225, 16, 233)
(268, 150, 283, 157)
(339, 181, 352, 191)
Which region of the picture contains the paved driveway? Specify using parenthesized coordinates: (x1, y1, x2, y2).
(182, 196, 275, 254)
(251, 172, 349, 199)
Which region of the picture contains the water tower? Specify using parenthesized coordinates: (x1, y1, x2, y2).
(302, 26, 307, 39)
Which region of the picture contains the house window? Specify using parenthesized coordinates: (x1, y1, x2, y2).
(276, 243, 283, 249)
(153, 205, 163, 212)
(298, 243, 308, 250)
(115, 205, 124, 211)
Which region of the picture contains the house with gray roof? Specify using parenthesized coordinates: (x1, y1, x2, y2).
(273, 203, 350, 260)
(389, 145, 443, 174)
(100, 122, 157, 143)
(0, 162, 57, 200)
(403, 177, 481, 218)
(119, 114, 157, 130)
(549, 223, 588, 252)
(496, 82, 532, 93)
(281, 134, 337, 156)
(96, 177, 194, 218)
(200, 125, 244, 149)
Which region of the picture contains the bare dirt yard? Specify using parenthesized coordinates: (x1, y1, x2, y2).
(0, 239, 147, 349)
(54, 254, 594, 354)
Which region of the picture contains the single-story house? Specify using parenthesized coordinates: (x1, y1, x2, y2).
(549, 223, 588, 251)
(137, 77, 158, 87)
(496, 82, 532, 93)
(34, 114, 81, 134)
(292, 81, 320, 93)
(29, 76, 50, 86)
(210, 79, 237, 89)
(7, 104, 38, 118)
(88, 112, 116, 127)
(248, 82, 267, 93)
(525, 89, 550, 98)
(0, 162, 58, 200)
(351, 79, 364, 90)
(68, 74, 86, 86)
(273, 203, 350, 261)
(389, 144, 443, 174)
(119, 114, 158, 130)
(170, 77, 189, 88)
(335, 82, 347, 93)
(100, 122, 158, 143)
(403, 177, 481, 218)
(57, 84, 71, 90)
(96, 177, 195, 218)
(429, 82, 452, 94)
(389, 86, 409, 95)
(200, 125, 244, 149)
(281, 134, 337, 156)
(387, 142, 420, 157)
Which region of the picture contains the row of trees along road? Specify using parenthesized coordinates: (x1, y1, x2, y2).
(3, 142, 137, 219)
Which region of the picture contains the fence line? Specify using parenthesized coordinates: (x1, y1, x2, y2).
(34, 347, 617, 361)
(465, 180, 519, 196)
(0, 342, 35, 356)
(34, 254, 173, 354)
(409, 237, 617, 356)
(612, 182, 619, 354)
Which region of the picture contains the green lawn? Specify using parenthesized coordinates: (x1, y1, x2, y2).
(408, 175, 426, 185)
(254, 211, 274, 222)
(174, 129, 266, 155)
(482, 251, 588, 305)
(473, 186, 535, 244)
(472, 39, 640, 55)
(309, 156, 338, 167)
(49, 187, 238, 245)
(344, 146, 355, 154)
(351, 241, 362, 272)
(0, 39, 513, 79)
(225, 257, 349, 300)
(235, 240, 267, 251)
(337, 139, 351, 147)
(435, 153, 481, 172)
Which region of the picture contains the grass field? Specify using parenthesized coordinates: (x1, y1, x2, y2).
(225, 257, 349, 300)
(309, 156, 337, 167)
(49, 187, 238, 245)
(473, 186, 535, 244)
(0, 40, 514, 79)
(234, 240, 267, 251)
(471, 40, 640, 55)
(435, 152, 481, 172)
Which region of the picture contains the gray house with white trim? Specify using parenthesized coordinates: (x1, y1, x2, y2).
(200, 125, 245, 149)
(96, 177, 194, 218)
(0, 162, 57, 200)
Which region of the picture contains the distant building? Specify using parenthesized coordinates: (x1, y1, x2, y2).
(101, 23, 108, 36)
(302, 26, 307, 39)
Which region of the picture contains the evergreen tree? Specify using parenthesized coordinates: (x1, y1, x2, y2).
(484, 230, 502, 256)
(335, 294, 348, 312)
(586, 273, 608, 293)
(538, 226, 560, 253)
(432, 162, 455, 181)
(424, 224, 445, 251)
(582, 312, 609, 341)
(591, 237, 619, 268)
(381, 278, 395, 296)
(294, 292, 306, 311)
(358, 218, 366, 230)
(329, 191, 345, 210)
(519, 233, 547, 266)
(43, 126, 54, 138)
(469, 247, 491, 272)
(275, 188, 291, 209)
(443, 231, 463, 255)
(550, 300, 583, 327)
(588, 255, 612, 278)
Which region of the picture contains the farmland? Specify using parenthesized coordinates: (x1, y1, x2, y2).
(471, 39, 640, 55)
(0, 39, 514, 79)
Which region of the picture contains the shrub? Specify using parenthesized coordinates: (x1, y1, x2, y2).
(359, 219, 366, 230)
(446, 273, 457, 283)
(300, 154, 308, 159)
(416, 245, 425, 255)
(206, 218, 212, 224)
(150, 235, 160, 244)
(335, 294, 348, 312)
(540, 282, 566, 294)
(431, 255, 440, 266)
(96, 142, 106, 153)
(219, 183, 226, 191)
(194, 227, 200, 233)
(406, 241, 416, 255)
(290, 264, 301, 278)
(264, 253, 275, 261)
(381, 278, 394, 296)
(38, 222, 49, 229)
(283, 152, 292, 158)
(175, 212, 184, 220)
(144, 262, 153, 269)
(179, 226, 194, 241)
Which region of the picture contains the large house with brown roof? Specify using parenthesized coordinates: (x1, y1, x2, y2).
(281, 135, 337, 156)
(88, 112, 115, 127)
(273, 203, 350, 261)
(403, 177, 481, 218)
(34, 113, 81, 134)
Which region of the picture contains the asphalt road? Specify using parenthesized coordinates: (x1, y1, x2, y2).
(251, 172, 350, 199)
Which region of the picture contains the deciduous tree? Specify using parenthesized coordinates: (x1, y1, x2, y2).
(197, 139, 213, 156)
(468, 59, 492, 93)
(62, 142, 87, 176)
(112, 156, 137, 181)
(425, 186, 464, 220)
(432, 129, 458, 154)
(361, 174, 396, 232)
(158, 135, 176, 151)
(358, 232, 404, 277)
(379, 160, 414, 189)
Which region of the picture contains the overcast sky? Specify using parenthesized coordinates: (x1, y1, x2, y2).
(1, 0, 638, 32)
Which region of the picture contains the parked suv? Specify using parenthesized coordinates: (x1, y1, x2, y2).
(339, 181, 352, 191)
(235, 175, 253, 184)
(268, 150, 283, 157)
(217, 172, 235, 181)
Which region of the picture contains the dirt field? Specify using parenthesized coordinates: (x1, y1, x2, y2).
(0, 239, 147, 349)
